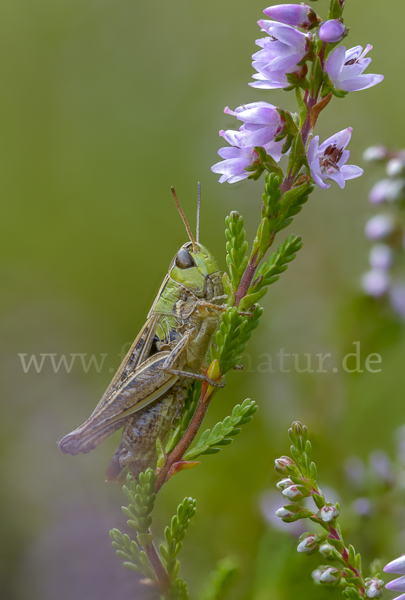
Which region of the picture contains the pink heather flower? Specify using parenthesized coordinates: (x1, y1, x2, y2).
(385, 555, 405, 575)
(263, 3, 317, 28)
(211, 133, 284, 184)
(211, 146, 261, 184)
(223, 101, 284, 148)
(365, 214, 396, 240)
(363, 145, 388, 162)
(369, 178, 405, 204)
(319, 19, 347, 43)
(308, 127, 363, 189)
(390, 284, 405, 320)
(387, 158, 405, 177)
(384, 556, 405, 599)
(251, 21, 309, 90)
(369, 244, 392, 271)
(361, 270, 390, 297)
(326, 45, 384, 92)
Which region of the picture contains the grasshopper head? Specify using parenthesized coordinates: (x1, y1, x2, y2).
(169, 242, 222, 298)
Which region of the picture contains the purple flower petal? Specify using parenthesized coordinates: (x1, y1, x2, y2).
(258, 20, 308, 51)
(265, 140, 285, 162)
(327, 169, 346, 189)
(219, 129, 240, 147)
(309, 128, 361, 190)
(319, 20, 347, 44)
(307, 136, 319, 164)
(326, 45, 384, 93)
(340, 164, 364, 180)
(386, 576, 405, 592)
(250, 71, 289, 89)
(326, 46, 345, 80)
(319, 127, 352, 153)
(339, 74, 384, 92)
(263, 4, 314, 28)
(217, 147, 243, 159)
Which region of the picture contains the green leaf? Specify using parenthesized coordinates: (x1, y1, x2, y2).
(328, 0, 343, 19)
(111, 470, 158, 579)
(295, 88, 308, 128)
(184, 399, 258, 461)
(160, 498, 197, 577)
(211, 305, 263, 373)
(225, 212, 248, 294)
(249, 235, 303, 297)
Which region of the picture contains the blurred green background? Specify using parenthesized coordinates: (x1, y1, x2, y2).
(1, 0, 405, 598)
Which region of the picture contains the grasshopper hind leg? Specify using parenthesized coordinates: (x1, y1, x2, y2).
(105, 382, 188, 481)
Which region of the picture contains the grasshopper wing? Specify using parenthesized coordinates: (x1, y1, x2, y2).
(59, 314, 178, 455)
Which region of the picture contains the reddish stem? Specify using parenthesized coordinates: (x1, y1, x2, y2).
(144, 540, 171, 594)
(234, 251, 258, 306)
(328, 526, 365, 595)
(155, 391, 214, 493)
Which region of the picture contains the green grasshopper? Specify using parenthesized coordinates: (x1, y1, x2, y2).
(59, 188, 226, 480)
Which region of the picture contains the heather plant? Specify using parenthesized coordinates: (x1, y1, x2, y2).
(274, 422, 387, 600)
(101, 1, 385, 597)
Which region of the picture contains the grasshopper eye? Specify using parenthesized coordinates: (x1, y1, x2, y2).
(175, 248, 195, 269)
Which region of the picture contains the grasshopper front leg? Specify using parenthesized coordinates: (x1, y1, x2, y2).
(162, 323, 225, 388)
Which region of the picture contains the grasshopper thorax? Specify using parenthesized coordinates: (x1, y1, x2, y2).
(169, 242, 222, 300)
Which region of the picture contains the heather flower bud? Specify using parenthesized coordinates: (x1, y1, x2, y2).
(386, 574, 405, 592)
(263, 4, 318, 29)
(275, 506, 295, 519)
(387, 158, 405, 177)
(369, 178, 405, 204)
(282, 485, 305, 501)
(276, 477, 293, 490)
(363, 145, 388, 162)
(319, 504, 339, 522)
(365, 214, 396, 241)
(297, 534, 319, 554)
(369, 245, 392, 271)
(320, 566, 342, 585)
(384, 554, 405, 574)
(319, 543, 334, 558)
(312, 568, 323, 584)
(390, 284, 405, 320)
(361, 269, 390, 298)
(275, 456, 295, 474)
(319, 19, 347, 43)
(365, 578, 385, 598)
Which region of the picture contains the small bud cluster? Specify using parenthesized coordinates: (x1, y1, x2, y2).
(274, 421, 381, 599)
(362, 147, 405, 319)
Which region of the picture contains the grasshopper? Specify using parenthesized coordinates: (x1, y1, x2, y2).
(59, 188, 226, 480)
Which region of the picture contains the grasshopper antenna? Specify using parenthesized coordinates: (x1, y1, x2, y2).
(171, 187, 198, 253)
(196, 182, 201, 244)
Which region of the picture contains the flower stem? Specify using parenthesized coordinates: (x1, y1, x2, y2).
(155, 389, 214, 493)
(234, 251, 259, 306)
(328, 526, 365, 595)
(144, 539, 172, 595)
